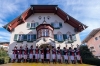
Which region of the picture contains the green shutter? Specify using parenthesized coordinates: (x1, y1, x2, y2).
(72, 34, 77, 41)
(34, 34, 36, 41)
(54, 34, 57, 41)
(27, 23, 30, 28)
(51, 23, 54, 27)
(23, 34, 27, 41)
(35, 22, 39, 28)
(59, 22, 62, 28)
(14, 34, 18, 41)
(63, 34, 67, 40)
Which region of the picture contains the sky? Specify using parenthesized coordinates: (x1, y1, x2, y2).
(0, 0, 100, 42)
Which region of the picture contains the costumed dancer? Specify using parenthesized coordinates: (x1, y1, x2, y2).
(12, 46, 17, 63)
(29, 45, 33, 62)
(35, 46, 39, 63)
(63, 47, 69, 64)
(40, 47, 44, 63)
(46, 46, 50, 63)
(18, 46, 23, 63)
(76, 48, 82, 63)
(70, 47, 75, 64)
(57, 47, 62, 63)
(52, 46, 56, 64)
(24, 45, 28, 62)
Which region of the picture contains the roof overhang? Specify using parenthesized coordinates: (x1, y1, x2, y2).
(3, 5, 87, 32)
(82, 28, 100, 43)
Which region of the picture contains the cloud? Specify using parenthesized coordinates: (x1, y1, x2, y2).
(0, 31, 10, 42)
(48, 0, 100, 41)
(0, 0, 38, 42)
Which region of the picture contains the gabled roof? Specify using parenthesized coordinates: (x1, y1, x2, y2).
(3, 5, 87, 32)
(82, 28, 100, 43)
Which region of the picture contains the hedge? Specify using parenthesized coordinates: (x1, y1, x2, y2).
(0, 58, 4, 64)
(82, 58, 100, 66)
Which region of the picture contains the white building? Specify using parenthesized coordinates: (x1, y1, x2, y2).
(3, 5, 87, 58)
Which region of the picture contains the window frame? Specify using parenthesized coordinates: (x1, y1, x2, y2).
(95, 37, 98, 41)
(57, 33, 63, 41)
(54, 22, 59, 28)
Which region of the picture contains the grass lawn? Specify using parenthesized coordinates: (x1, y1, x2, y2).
(0, 63, 94, 66)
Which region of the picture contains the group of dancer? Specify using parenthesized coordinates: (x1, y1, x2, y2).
(12, 44, 82, 64)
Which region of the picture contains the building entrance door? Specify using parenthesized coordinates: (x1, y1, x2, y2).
(39, 44, 52, 61)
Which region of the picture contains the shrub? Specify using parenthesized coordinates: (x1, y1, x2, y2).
(82, 58, 100, 66)
(0, 58, 4, 64)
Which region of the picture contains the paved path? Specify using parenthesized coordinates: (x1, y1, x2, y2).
(0, 63, 94, 66)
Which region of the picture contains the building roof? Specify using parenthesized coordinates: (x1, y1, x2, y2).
(82, 28, 100, 43)
(3, 44, 9, 46)
(0, 42, 9, 45)
(3, 5, 87, 32)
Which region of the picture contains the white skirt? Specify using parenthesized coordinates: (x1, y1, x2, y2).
(76, 55, 80, 60)
(29, 54, 33, 59)
(12, 54, 17, 59)
(46, 54, 50, 59)
(64, 55, 68, 60)
(41, 54, 44, 59)
(24, 55, 27, 59)
(35, 54, 39, 59)
(57, 54, 61, 59)
(18, 54, 22, 59)
(70, 56, 74, 60)
(52, 54, 56, 59)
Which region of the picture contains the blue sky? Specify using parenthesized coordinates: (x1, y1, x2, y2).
(0, 0, 100, 42)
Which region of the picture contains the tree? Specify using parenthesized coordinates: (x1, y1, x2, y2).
(79, 45, 94, 59)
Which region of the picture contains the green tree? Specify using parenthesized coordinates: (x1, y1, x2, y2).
(79, 45, 94, 59)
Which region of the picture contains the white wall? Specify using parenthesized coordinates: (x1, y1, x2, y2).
(9, 13, 81, 58)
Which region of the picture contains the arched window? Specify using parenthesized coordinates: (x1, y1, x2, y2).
(41, 29, 49, 37)
(57, 32, 63, 41)
(67, 32, 72, 41)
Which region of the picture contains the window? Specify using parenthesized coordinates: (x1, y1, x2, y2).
(27, 34, 36, 41)
(41, 29, 49, 37)
(72, 34, 77, 41)
(18, 34, 24, 41)
(31, 23, 35, 28)
(27, 22, 39, 29)
(37, 29, 53, 38)
(90, 47, 94, 49)
(54, 22, 59, 28)
(49, 30, 53, 37)
(95, 37, 98, 40)
(99, 45, 100, 48)
(51, 22, 62, 29)
(57, 34, 63, 41)
(27, 34, 31, 41)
